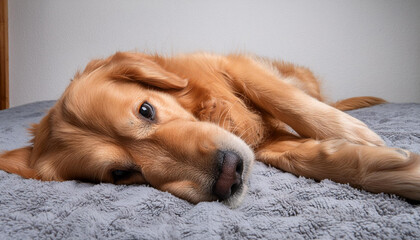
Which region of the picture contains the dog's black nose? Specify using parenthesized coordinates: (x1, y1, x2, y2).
(213, 151, 244, 200)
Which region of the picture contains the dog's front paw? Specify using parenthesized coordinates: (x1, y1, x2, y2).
(336, 112, 385, 146)
(197, 98, 231, 127)
(362, 150, 420, 201)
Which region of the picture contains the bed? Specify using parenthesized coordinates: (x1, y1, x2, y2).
(1, 101, 419, 239)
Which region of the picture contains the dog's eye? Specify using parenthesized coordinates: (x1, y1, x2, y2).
(112, 170, 132, 181)
(139, 102, 155, 120)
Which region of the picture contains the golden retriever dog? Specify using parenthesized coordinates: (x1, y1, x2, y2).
(1, 52, 419, 207)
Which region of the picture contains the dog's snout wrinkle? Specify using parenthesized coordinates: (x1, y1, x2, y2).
(213, 150, 244, 200)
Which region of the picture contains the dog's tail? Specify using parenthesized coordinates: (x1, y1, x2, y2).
(331, 96, 387, 111)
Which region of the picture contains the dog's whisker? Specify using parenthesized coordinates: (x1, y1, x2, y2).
(217, 104, 230, 129)
(97, 164, 107, 183)
(217, 103, 229, 128)
(238, 123, 255, 141)
(221, 101, 237, 131)
(230, 112, 246, 136)
(231, 121, 240, 136)
(220, 110, 230, 130)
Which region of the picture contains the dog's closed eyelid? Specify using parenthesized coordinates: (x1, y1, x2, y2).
(111, 168, 143, 183)
(111, 170, 132, 181)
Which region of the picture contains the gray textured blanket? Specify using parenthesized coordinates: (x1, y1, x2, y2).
(0, 101, 419, 239)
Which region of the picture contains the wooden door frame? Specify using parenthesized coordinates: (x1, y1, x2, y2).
(0, 0, 8, 109)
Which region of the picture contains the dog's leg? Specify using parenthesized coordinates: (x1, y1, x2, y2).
(225, 55, 384, 146)
(257, 138, 420, 200)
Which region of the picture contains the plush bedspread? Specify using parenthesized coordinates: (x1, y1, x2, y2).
(0, 101, 419, 239)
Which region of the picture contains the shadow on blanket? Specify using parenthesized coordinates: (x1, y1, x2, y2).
(0, 101, 419, 239)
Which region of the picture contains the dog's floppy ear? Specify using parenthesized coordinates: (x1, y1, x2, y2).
(0, 147, 37, 179)
(108, 52, 188, 89)
(0, 113, 53, 180)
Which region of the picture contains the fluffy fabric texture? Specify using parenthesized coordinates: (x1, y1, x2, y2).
(0, 101, 419, 239)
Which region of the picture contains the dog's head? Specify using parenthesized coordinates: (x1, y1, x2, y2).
(0, 52, 254, 207)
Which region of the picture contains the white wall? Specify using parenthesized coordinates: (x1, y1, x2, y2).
(9, 0, 420, 107)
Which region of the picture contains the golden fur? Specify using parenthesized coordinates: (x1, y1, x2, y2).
(1, 51, 419, 207)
